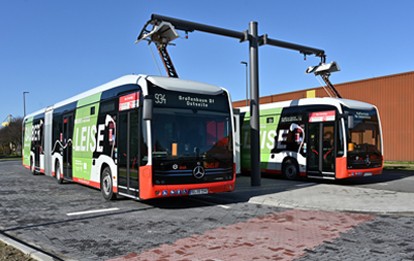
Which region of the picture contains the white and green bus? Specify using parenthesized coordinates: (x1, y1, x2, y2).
(23, 75, 236, 200)
(237, 97, 383, 180)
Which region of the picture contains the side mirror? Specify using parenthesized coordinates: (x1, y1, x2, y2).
(143, 95, 153, 121)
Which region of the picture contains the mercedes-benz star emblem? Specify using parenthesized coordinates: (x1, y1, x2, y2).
(193, 166, 205, 179)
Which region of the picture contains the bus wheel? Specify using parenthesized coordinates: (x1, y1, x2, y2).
(55, 161, 63, 184)
(283, 159, 299, 180)
(101, 167, 116, 201)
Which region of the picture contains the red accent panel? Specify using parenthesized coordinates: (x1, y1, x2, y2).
(139, 165, 154, 200)
(335, 157, 348, 179)
(72, 177, 100, 189)
(138, 165, 236, 200)
(336, 157, 383, 179)
(346, 167, 383, 178)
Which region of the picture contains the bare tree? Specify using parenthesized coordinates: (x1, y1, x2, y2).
(0, 117, 23, 156)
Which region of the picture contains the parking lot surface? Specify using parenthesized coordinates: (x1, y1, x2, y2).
(1, 160, 413, 260)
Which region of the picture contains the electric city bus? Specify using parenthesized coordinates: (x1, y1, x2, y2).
(237, 97, 383, 180)
(23, 75, 236, 200)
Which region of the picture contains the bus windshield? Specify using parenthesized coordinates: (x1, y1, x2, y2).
(152, 108, 233, 161)
(345, 108, 382, 168)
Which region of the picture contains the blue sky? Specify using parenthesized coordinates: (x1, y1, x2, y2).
(1, 0, 414, 121)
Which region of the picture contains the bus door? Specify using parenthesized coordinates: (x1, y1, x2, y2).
(307, 111, 336, 178)
(62, 114, 73, 179)
(33, 119, 42, 170)
(117, 109, 140, 199)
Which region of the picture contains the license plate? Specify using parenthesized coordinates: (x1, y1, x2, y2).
(189, 188, 208, 195)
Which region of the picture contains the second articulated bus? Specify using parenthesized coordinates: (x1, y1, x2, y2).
(23, 75, 236, 200)
(237, 97, 383, 180)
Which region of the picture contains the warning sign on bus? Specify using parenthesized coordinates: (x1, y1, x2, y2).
(119, 92, 140, 111)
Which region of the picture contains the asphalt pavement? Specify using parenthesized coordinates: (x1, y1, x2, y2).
(1, 160, 413, 260)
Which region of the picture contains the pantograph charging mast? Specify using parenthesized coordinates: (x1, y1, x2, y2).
(136, 14, 340, 186)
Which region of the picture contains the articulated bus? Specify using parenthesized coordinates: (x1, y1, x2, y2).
(23, 75, 236, 200)
(237, 98, 383, 180)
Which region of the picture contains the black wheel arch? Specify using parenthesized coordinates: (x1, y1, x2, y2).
(282, 157, 299, 180)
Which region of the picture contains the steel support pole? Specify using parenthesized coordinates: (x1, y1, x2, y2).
(249, 21, 261, 186)
(23, 91, 28, 117)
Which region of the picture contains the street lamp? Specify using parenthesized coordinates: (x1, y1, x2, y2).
(240, 61, 248, 106)
(23, 91, 29, 117)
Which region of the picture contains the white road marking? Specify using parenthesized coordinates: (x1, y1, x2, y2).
(66, 207, 120, 216)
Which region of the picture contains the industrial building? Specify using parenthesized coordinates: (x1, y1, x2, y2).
(233, 71, 414, 162)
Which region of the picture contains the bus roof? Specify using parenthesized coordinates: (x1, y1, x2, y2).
(147, 75, 224, 95)
(238, 97, 377, 113)
(24, 74, 226, 120)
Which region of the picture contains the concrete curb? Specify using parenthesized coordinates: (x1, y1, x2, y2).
(249, 184, 414, 214)
(0, 233, 56, 261)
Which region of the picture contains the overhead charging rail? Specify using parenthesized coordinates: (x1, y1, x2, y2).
(136, 18, 342, 98)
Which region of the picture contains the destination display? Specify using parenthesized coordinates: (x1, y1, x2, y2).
(149, 86, 229, 112)
(119, 92, 140, 111)
(346, 108, 378, 123)
(353, 111, 373, 120)
(308, 110, 336, 122)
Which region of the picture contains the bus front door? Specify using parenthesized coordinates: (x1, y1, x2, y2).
(307, 122, 335, 178)
(62, 114, 73, 179)
(117, 109, 140, 199)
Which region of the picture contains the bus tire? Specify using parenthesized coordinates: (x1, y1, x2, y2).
(101, 167, 116, 201)
(283, 158, 299, 180)
(55, 160, 63, 184)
